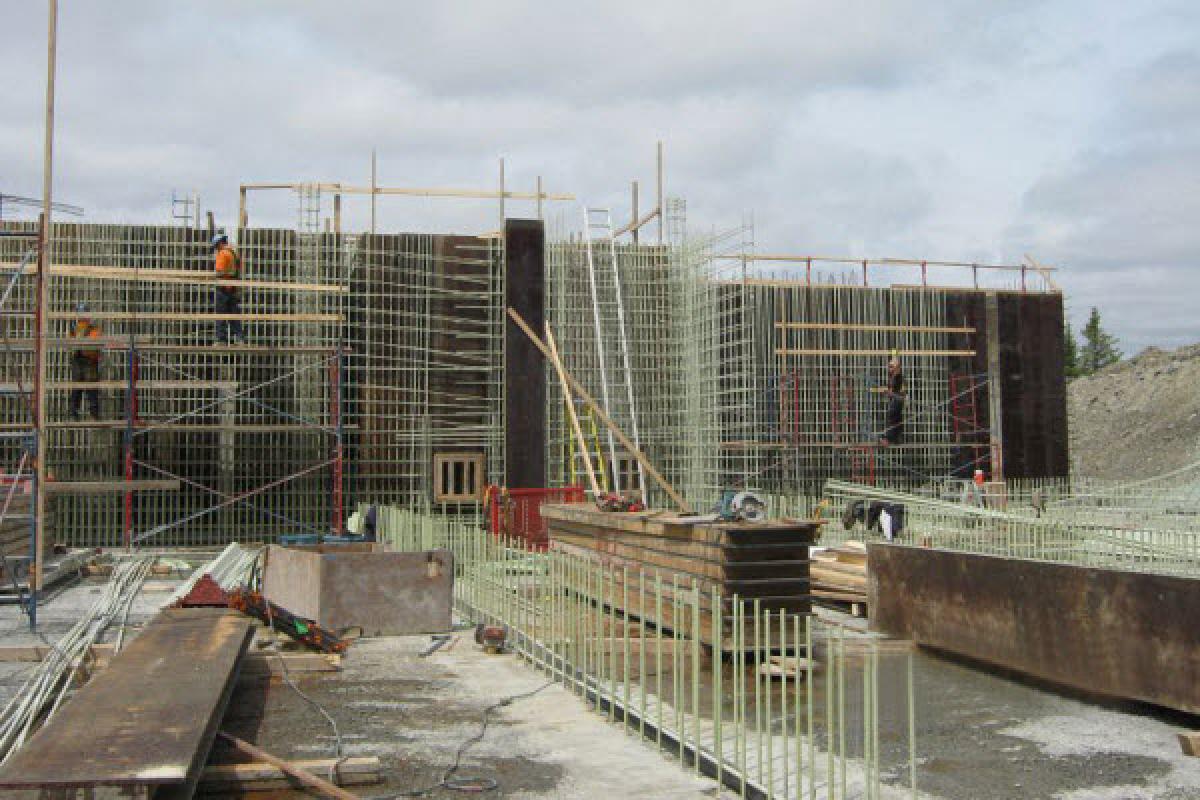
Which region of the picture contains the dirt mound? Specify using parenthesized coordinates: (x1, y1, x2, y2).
(1068, 344, 1200, 480)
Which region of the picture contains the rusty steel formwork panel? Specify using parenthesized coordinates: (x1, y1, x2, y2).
(0, 608, 253, 795)
(868, 543, 1200, 714)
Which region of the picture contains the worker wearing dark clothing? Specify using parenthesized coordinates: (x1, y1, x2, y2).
(69, 304, 102, 420)
(212, 234, 247, 345)
(880, 357, 906, 445)
(363, 505, 378, 542)
(839, 498, 905, 540)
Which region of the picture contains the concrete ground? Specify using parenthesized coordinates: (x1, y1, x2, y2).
(222, 634, 732, 799)
(0, 574, 733, 799)
(1, 574, 1199, 798)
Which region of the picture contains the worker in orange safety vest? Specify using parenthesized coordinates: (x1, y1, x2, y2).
(212, 233, 247, 345)
(69, 303, 103, 420)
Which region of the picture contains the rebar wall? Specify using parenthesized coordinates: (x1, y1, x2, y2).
(1, 212, 1061, 545)
(348, 232, 504, 509)
(749, 282, 979, 493)
(0, 221, 504, 547)
(545, 201, 760, 508)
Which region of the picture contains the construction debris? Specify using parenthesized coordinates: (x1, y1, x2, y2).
(199, 755, 382, 793)
(217, 732, 362, 800)
(228, 589, 350, 654)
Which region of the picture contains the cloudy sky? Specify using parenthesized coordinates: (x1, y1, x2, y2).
(2, 2, 1197, 353)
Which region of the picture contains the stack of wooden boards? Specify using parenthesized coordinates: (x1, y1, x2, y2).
(541, 503, 821, 649)
(811, 541, 868, 613)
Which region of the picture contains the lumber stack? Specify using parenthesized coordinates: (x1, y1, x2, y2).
(541, 503, 820, 649)
(811, 541, 868, 613)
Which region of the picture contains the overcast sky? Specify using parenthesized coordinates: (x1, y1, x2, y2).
(2, 2, 1197, 354)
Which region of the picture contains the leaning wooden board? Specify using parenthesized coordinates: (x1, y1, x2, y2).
(0, 607, 254, 797)
(542, 503, 820, 649)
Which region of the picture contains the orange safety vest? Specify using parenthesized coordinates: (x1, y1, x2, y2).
(215, 247, 242, 280)
(72, 320, 102, 362)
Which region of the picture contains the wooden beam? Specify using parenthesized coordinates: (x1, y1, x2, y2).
(200, 757, 380, 791)
(0, 381, 238, 392)
(43, 480, 180, 494)
(0, 263, 347, 293)
(47, 311, 343, 322)
(240, 652, 341, 675)
(1023, 253, 1062, 292)
(217, 733, 361, 800)
(1178, 731, 1200, 757)
(507, 308, 692, 513)
(714, 254, 1055, 271)
(241, 181, 575, 202)
(35, 0, 58, 593)
(3, 340, 343, 354)
(776, 349, 976, 357)
(27, 422, 353, 432)
(614, 206, 660, 238)
(776, 322, 975, 334)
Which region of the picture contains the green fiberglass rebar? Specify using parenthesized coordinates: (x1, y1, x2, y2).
(377, 504, 920, 800)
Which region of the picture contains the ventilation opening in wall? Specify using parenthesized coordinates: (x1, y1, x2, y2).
(612, 452, 640, 494)
(433, 452, 485, 503)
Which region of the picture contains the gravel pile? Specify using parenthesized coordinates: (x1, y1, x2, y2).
(1068, 344, 1200, 480)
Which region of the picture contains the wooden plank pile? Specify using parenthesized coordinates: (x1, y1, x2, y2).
(811, 541, 868, 613)
(541, 503, 821, 649)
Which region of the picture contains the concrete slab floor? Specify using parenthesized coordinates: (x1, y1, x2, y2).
(0, 581, 1198, 798)
(221, 634, 735, 799)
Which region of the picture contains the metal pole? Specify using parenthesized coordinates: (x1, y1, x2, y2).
(655, 141, 664, 245)
(331, 347, 345, 534)
(631, 181, 640, 245)
(33, 0, 58, 596)
(536, 175, 543, 221)
(123, 344, 137, 548)
(370, 149, 377, 235)
(499, 157, 506, 230)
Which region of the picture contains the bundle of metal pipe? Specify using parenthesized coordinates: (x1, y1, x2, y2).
(167, 542, 261, 606)
(0, 556, 154, 763)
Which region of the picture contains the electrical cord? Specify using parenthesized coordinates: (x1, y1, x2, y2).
(383, 680, 556, 797)
(254, 550, 349, 784)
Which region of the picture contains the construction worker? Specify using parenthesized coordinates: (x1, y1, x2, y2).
(69, 303, 102, 421)
(212, 233, 247, 345)
(879, 355, 906, 446)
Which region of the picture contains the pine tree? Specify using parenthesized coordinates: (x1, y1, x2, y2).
(1063, 321, 1080, 379)
(1079, 307, 1122, 375)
